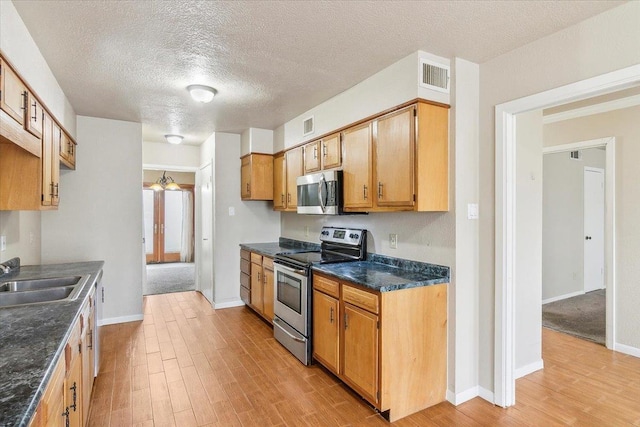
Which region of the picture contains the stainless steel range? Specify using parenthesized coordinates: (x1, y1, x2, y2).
(273, 226, 366, 365)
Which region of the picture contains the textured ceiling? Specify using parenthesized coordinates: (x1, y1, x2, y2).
(12, 0, 624, 145)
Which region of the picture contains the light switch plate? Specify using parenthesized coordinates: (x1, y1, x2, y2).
(467, 203, 479, 220)
(0, 235, 6, 252)
(228, 207, 235, 216)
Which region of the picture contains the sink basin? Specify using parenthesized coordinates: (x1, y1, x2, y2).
(0, 275, 88, 308)
(0, 276, 81, 292)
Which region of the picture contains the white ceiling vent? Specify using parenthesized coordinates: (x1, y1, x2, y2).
(570, 150, 582, 160)
(303, 116, 314, 136)
(419, 59, 450, 93)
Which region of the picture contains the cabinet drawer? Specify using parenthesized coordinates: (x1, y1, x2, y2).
(240, 249, 250, 261)
(314, 274, 339, 298)
(262, 256, 274, 270)
(240, 259, 251, 275)
(240, 285, 250, 305)
(251, 252, 262, 265)
(240, 272, 250, 289)
(342, 285, 379, 314)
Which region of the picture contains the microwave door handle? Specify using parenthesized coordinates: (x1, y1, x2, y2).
(318, 174, 326, 213)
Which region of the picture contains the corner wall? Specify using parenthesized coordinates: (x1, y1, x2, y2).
(41, 116, 144, 324)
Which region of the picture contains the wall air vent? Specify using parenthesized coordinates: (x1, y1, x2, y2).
(303, 116, 314, 136)
(419, 59, 450, 93)
(570, 150, 582, 160)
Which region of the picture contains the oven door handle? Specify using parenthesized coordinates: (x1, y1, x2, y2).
(275, 262, 307, 276)
(274, 318, 306, 343)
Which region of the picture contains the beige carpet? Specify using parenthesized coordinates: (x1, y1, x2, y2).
(144, 262, 195, 296)
(542, 289, 605, 345)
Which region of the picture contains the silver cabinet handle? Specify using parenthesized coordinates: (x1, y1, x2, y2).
(344, 312, 349, 329)
(313, 145, 317, 159)
(363, 185, 368, 200)
(323, 144, 327, 158)
(378, 182, 383, 199)
(330, 307, 334, 324)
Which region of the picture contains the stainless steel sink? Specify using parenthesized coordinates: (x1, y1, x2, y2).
(0, 275, 89, 308)
(0, 276, 81, 292)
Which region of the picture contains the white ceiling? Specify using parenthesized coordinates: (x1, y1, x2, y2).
(12, 0, 624, 145)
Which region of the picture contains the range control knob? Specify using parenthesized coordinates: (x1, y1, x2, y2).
(349, 233, 358, 239)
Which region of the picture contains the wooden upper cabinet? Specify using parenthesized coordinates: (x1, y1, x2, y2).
(342, 122, 373, 210)
(303, 139, 321, 174)
(60, 131, 77, 169)
(374, 106, 415, 208)
(240, 153, 273, 200)
(0, 58, 27, 126)
(25, 91, 43, 139)
(273, 153, 285, 210)
(285, 147, 302, 211)
(415, 102, 449, 211)
(321, 132, 341, 170)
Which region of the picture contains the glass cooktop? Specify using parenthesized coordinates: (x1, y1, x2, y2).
(280, 251, 352, 266)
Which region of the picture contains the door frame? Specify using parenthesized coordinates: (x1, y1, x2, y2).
(583, 166, 605, 293)
(494, 63, 639, 407)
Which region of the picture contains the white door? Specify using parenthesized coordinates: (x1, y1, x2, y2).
(584, 167, 605, 293)
(197, 163, 214, 304)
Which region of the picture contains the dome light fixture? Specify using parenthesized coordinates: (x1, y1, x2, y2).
(165, 134, 183, 145)
(187, 84, 217, 103)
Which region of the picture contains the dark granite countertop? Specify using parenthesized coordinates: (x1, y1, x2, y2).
(0, 261, 104, 427)
(240, 237, 320, 258)
(312, 253, 449, 292)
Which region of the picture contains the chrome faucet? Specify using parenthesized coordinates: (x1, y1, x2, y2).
(0, 264, 10, 274)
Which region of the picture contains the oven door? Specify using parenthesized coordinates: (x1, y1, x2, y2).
(273, 262, 308, 335)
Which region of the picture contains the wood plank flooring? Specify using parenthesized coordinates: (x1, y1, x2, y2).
(88, 291, 640, 426)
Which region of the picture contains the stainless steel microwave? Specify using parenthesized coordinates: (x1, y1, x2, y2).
(296, 170, 342, 215)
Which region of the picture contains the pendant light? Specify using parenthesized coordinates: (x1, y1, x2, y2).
(150, 171, 181, 191)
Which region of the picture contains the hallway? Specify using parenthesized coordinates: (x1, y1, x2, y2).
(88, 291, 640, 426)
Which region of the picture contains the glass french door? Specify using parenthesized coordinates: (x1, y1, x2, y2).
(143, 188, 184, 263)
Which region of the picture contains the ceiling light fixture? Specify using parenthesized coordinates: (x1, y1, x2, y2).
(165, 134, 183, 144)
(150, 171, 181, 191)
(187, 84, 217, 103)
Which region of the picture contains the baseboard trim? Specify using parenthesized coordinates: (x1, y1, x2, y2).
(446, 386, 481, 406)
(478, 386, 494, 404)
(99, 314, 144, 326)
(614, 342, 640, 358)
(514, 359, 544, 379)
(213, 299, 246, 309)
(542, 290, 584, 305)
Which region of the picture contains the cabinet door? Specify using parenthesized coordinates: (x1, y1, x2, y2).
(241, 156, 251, 199)
(41, 113, 54, 206)
(285, 147, 302, 210)
(313, 290, 340, 374)
(321, 133, 341, 170)
(65, 355, 83, 427)
(273, 154, 285, 210)
(263, 266, 274, 321)
(25, 92, 43, 139)
(342, 122, 372, 209)
(342, 303, 378, 403)
(250, 262, 264, 312)
(51, 123, 60, 206)
(0, 59, 27, 125)
(375, 106, 415, 207)
(303, 140, 321, 174)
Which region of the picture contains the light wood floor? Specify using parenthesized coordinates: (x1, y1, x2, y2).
(88, 291, 640, 426)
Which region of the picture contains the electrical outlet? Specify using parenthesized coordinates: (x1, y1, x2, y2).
(0, 235, 6, 252)
(389, 233, 398, 249)
(304, 226, 310, 237)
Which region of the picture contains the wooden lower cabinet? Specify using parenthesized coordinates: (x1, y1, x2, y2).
(312, 272, 447, 422)
(240, 249, 275, 323)
(30, 291, 96, 427)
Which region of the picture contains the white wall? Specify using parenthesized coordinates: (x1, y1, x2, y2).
(240, 128, 274, 156)
(282, 51, 449, 148)
(41, 116, 144, 324)
(514, 110, 543, 373)
(542, 148, 606, 301)
(200, 132, 280, 307)
(142, 140, 200, 170)
(478, 1, 640, 391)
(451, 57, 480, 400)
(0, 0, 76, 265)
(544, 105, 640, 349)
